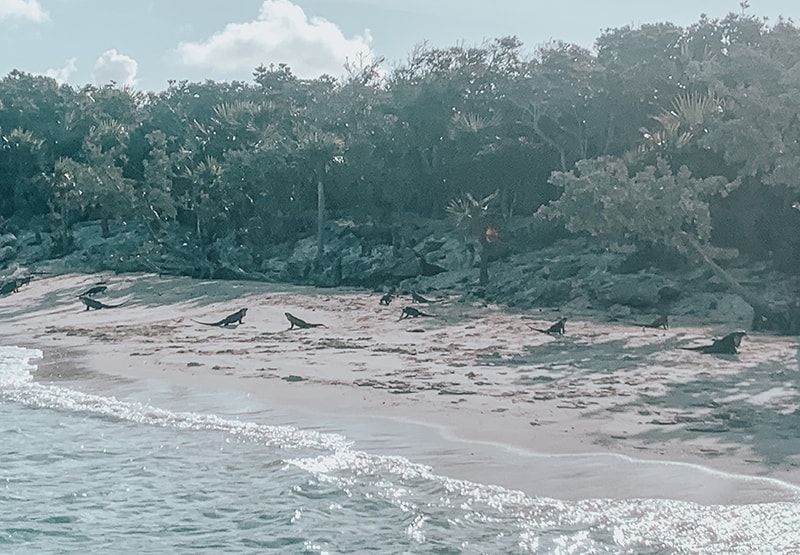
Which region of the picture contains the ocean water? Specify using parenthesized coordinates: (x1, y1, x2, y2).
(1, 345, 800, 554)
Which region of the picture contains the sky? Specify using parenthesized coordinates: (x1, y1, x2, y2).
(1, 0, 800, 92)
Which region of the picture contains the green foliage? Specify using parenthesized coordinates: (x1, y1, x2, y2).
(140, 130, 178, 228)
(643, 90, 721, 151)
(538, 156, 739, 257)
(2, 10, 800, 277)
(49, 157, 86, 228)
(0, 126, 46, 217)
(446, 189, 499, 284)
(446, 190, 499, 238)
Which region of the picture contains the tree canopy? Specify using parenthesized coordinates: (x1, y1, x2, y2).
(1, 11, 799, 283)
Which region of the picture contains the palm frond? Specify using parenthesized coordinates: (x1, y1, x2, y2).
(669, 90, 720, 128)
(641, 90, 721, 151)
(445, 189, 499, 228)
(212, 100, 261, 125)
(448, 112, 503, 140)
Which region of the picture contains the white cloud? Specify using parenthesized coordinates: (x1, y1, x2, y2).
(45, 58, 78, 84)
(176, 0, 374, 80)
(92, 49, 138, 88)
(0, 0, 47, 22)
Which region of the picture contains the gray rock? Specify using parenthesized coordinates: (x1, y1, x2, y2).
(607, 303, 633, 320)
(389, 248, 421, 280)
(0, 245, 16, 263)
(0, 233, 16, 249)
(532, 279, 574, 305)
(592, 274, 666, 308)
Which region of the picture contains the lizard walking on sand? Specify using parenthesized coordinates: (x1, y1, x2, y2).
(192, 308, 248, 327)
(411, 291, 434, 303)
(527, 317, 567, 335)
(79, 296, 127, 311)
(78, 284, 108, 297)
(399, 306, 434, 320)
(0, 275, 32, 295)
(634, 314, 669, 330)
(285, 312, 326, 330)
(681, 331, 746, 355)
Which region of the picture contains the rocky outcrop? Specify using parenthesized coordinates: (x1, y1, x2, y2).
(2, 216, 795, 333)
(277, 220, 480, 287)
(0, 233, 17, 264)
(589, 273, 680, 308)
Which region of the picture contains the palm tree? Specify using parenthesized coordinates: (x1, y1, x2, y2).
(446, 189, 499, 284)
(179, 155, 223, 244)
(636, 90, 721, 156)
(296, 127, 345, 258)
(81, 117, 135, 237)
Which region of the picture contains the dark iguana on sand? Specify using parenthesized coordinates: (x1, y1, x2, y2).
(411, 291, 434, 304)
(527, 317, 567, 335)
(78, 284, 108, 297)
(379, 292, 394, 306)
(399, 306, 434, 320)
(285, 312, 326, 330)
(79, 296, 127, 311)
(0, 276, 32, 295)
(682, 331, 746, 355)
(0, 279, 18, 295)
(193, 308, 248, 327)
(635, 314, 669, 330)
(15, 275, 32, 289)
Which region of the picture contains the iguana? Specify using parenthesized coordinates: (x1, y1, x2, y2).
(681, 331, 746, 355)
(285, 312, 326, 330)
(192, 308, 248, 327)
(79, 296, 128, 311)
(527, 317, 567, 335)
(79, 284, 108, 297)
(399, 306, 434, 319)
(411, 291, 434, 304)
(13, 276, 32, 292)
(379, 292, 394, 306)
(0, 279, 18, 295)
(634, 314, 669, 330)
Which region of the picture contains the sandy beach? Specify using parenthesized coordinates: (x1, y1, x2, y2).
(2, 271, 800, 506)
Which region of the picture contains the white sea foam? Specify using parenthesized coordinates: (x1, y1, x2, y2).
(4, 344, 800, 553)
(287, 448, 800, 553)
(0, 345, 351, 452)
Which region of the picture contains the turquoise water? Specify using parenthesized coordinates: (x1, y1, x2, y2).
(2, 345, 800, 554)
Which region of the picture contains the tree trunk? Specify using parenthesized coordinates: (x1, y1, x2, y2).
(317, 177, 325, 258)
(531, 116, 567, 173)
(195, 207, 202, 244)
(478, 237, 489, 285)
(685, 236, 800, 334)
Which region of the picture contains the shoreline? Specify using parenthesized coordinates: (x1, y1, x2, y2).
(3, 272, 800, 505)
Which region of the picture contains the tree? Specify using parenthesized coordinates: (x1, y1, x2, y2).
(79, 117, 136, 237)
(446, 189, 499, 285)
(386, 39, 529, 215)
(538, 156, 800, 333)
(509, 41, 602, 172)
(295, 127, 345, 258)
(0, 127, 46, 218)
(139, 130, 178, 234)
(0, 72, 84, 221)
(48, 157, 88, 253)
(539, 157, 737, 251)
(177, 155, 225, 245)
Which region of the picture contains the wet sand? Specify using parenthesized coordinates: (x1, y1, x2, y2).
(2, 272, 800, 505)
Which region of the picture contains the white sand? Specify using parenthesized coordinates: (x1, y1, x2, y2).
(3, 272, 799, 505)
